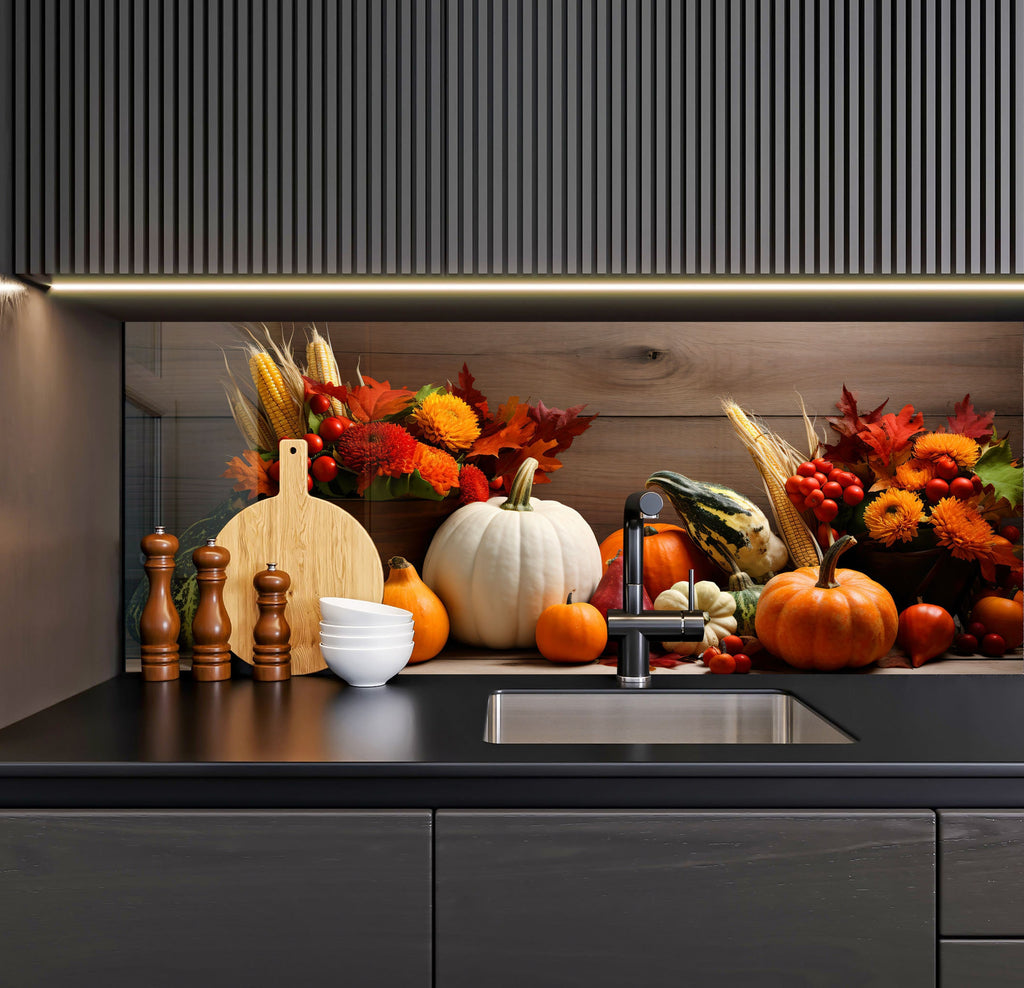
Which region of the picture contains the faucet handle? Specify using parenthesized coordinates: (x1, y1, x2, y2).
(638, 490, 663, 519)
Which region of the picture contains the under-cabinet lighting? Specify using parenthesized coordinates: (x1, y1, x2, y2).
(45, 276, 1024, 296)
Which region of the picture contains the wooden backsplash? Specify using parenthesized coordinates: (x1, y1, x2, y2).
(126, 320, 1023, 546)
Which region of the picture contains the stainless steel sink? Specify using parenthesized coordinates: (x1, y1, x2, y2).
(484, 689, 854, 744)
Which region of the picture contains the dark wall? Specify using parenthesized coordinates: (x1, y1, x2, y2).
(11, 0, 1023, 277)
(0, 287, 122, 728)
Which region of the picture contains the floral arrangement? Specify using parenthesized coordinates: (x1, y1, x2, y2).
(809, 387, 1022, 585)
(223, 328, 596, 504)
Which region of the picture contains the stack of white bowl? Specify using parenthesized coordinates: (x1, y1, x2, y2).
(319, 597, 415, 687)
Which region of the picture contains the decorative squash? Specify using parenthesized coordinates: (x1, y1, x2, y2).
(969, 595, 1024, 650)
(535, 591, 608, 663)
(897, 602, 955, 667)
(421, 457, 603, 648)
(646, 471, 789, 580)
(754, 535, 898, 671)
(725, 562, 764, 637)
(597, 523, 723, 598)
(589, 552, 656, 658)
(382, 556, 449, 663)
(654, 580, 737, 656)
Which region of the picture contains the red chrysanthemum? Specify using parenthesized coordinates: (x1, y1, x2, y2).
(458, 463, 490, 505)
(334, 423, 418, 488)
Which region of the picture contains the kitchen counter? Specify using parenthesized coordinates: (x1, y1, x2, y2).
(0, 669, 1021, 809)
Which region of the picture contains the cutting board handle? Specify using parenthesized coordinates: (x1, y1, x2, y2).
(278, 437, 310, 505)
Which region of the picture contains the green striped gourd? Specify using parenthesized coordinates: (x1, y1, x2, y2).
(646, 471, 788, 581)
(725, 563, 764, 637)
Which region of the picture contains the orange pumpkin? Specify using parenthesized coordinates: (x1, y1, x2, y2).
(970, 595, 1024, 650)
(754, 535, 898, 671)
(535, 592, 608, 663)
(382, 556, 449, 663)
(597, 523, 722, 599)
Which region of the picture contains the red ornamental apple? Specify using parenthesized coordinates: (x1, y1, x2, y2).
(897, 603, 956, 668)
(981, 633, 1007, 657)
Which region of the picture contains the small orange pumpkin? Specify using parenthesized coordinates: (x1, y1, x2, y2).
(535, 591, 608, 663)
(382, 556, 449, 663)
(754, 535, 898, 671)
(970, 595, 1024, 650)
(597, 523, 723, 599)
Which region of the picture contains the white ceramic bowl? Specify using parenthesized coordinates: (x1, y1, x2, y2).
(319, 640, 414, 687)
(320, 629, 414, 648)
(320, 618, 413, 635)
(320, 597, 414, 626)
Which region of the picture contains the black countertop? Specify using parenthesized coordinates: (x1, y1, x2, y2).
(0, 672, 1021, 808)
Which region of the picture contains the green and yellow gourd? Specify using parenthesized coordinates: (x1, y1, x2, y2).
(646, 471, 787, 582)
(725, 562, 764, 637)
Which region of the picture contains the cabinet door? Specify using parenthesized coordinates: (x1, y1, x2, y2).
(436, 810, 935, 988)
(0, 810, 431, 987)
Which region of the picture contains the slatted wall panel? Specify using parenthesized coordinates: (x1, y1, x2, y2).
(12, 0, 1024, 276)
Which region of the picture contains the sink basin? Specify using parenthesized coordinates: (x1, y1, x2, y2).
(484, 689, 854, 744)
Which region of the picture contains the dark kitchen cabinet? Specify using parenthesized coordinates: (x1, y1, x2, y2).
(941, 941, 1024, 988)
(0, 810, 432, 988)
(435, 809, 936, 988)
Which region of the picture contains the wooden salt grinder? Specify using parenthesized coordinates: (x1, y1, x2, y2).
(140, 526, 180, 681)
(191, 538, 232, 681)
(252, 563, 291, 681)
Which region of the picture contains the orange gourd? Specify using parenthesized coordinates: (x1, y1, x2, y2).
(535, 591, 608, 663)
(382, 556, 449, 663)
(754, 535, 898, 671)
(597, 523, 722, 599)
(970, 595, 1024, 650)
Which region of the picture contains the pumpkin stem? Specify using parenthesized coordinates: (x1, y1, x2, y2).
(642, 525, 660, 537)
(815, 534, 857, 589)
(500, 457, 539, 512)
(388, 556, 412, 570)
(566, 590, 575, 605)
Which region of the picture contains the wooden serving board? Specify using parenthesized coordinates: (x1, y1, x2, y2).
(216, 439, 384, 674)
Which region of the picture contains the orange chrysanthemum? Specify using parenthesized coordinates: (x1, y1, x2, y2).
(894, 458, 935, 491)
(912, 432, 981, 470)
(410, 443, 460, 496)
(457, 463, 491, 504)
(410, 393, 481, 451)
(863, 488, 927, 547)
(927, 496, 1010, 575)
(334, 422, 419, 494)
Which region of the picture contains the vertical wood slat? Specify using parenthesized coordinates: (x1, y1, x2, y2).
(10, 0, 1023, 277)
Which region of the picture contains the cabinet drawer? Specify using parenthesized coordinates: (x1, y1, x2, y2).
(940, 812, 1024, 936)
(941, 940, 1024, 987)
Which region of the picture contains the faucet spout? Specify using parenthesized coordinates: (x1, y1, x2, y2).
(606, 490, 705, 688)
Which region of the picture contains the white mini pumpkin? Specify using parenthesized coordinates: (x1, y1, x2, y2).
(422, 457, 603, 648)
(654, 579, 737, 656)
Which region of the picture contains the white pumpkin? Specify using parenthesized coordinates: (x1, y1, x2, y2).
(654, 579, 737, 656)
(422, 458, 603, 648)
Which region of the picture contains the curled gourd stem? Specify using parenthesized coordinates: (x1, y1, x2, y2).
(500, 457, 539, 512)
(815, 534, 857, 590)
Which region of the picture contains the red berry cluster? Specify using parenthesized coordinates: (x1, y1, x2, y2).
(923, 466, 983, 504)
(784, 458, 864, 525)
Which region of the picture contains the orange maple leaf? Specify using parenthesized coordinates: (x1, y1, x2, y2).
(223, 450, 277, 500)
(469, 398, 535, 458)
(859, 404, 925, 476)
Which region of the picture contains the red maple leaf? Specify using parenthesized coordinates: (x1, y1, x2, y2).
(469, 398, 536, 458)
(315, 374, 415, 422)
(223, 450, 277, 500)
(945, 394, 996, 443)
(528, 399, 598, 454)
(858, 405, 925, 474)
(449, 363, 490, 419)
(822, 385, 890, 463)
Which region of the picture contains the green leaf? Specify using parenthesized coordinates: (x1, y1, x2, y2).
(975, 440, 1023, 509)
(362, 471, 445, 501)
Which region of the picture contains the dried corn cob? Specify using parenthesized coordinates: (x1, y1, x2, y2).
(721, 399, 821, 568)
(250, 350, 303, 440)
(305, 327, 345, 416)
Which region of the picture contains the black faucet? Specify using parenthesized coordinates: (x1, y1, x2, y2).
(605, 490, 705, 688)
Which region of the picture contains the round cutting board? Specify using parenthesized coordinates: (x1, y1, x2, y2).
(216, 439, 384, 674)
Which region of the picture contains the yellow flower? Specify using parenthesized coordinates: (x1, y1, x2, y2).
(410, 393, 481, 451)
(912, 432, 981, 470)
(863, 489, 926, 547)
(894, 458, 935, 491)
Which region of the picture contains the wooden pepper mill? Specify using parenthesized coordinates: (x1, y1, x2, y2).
(252, 563, 291, 681)
(191, 538, 232, 682)
(139, 526, 181, 681)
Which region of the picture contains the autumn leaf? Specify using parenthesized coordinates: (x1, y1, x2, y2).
(223, 450, 277, 500)
(858, 405, 925, 478)
(469, 398, 535, 458)
(338, 375, 417, 422)
(945, 394, 996, 443)
(975, 439, 1023, 510)
(822, 385, 890, 463)
(449, 363, 490, 419)
(528, 399, 598, 454)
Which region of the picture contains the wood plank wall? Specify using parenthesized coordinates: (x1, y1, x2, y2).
(126, 320, 1023, 547)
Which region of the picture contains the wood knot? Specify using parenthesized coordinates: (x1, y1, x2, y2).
(646, 349, 666, 362)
